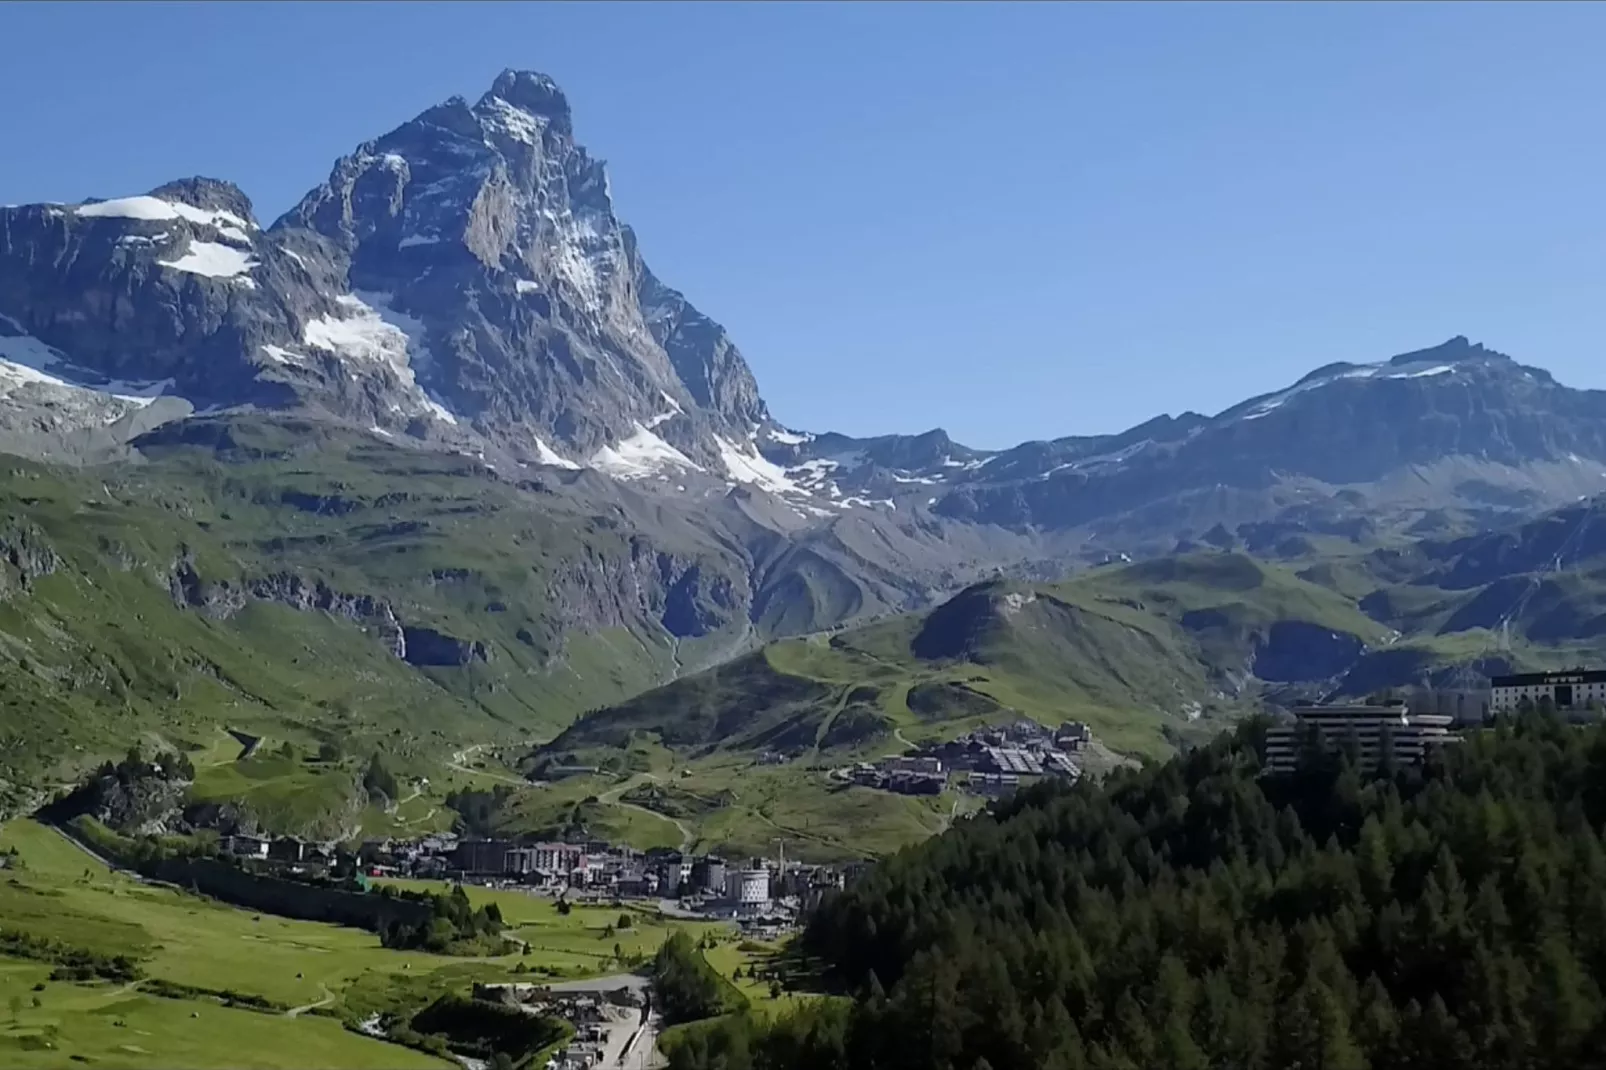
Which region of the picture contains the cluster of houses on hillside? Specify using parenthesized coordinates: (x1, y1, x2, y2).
(839, 720, 1093, 798)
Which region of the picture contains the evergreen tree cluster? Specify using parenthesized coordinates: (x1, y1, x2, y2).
(653, 931, 749, 1025)
(669, 711, 1606, 1070)
(380, 883, 506, 953)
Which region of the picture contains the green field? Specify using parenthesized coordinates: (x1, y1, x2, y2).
(0, 818, 732, 1068)
(0, 956, 445, 1070)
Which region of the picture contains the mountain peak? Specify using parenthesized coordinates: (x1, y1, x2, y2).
(1385, 336, 1507, 367)
(479, 69, 571, 127)
(145, 177, 256, 225)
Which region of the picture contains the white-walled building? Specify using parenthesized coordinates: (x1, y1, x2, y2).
(725, 868, 771, 907)
(1490, 670, 1606, 714)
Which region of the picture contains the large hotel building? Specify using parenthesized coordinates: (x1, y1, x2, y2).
(1264, 703, 1456, 776)
(1489, 670, 1606, 714)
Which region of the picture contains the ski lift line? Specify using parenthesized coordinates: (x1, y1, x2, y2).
(1496, 506, 1595, 634)
(1448, 504, 1600, 693)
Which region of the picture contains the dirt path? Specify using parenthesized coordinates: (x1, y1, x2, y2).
(600, 773, 694, 852)
(808, 685, 857, 759)
(448, 744, 527, 786)
(398, 806, 439, 828)
(286, 983, 335, 1019)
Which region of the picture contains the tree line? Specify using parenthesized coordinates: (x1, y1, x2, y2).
(665, 709, 1606, 1069)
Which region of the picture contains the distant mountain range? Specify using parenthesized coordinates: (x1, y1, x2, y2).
(3, 69, 1606, 814)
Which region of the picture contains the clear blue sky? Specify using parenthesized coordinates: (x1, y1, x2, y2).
(2, 2, 1603, 448)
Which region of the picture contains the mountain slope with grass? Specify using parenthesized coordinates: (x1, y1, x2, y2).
(546, 509, 1606, 779)
(541, 552, 1397, 765)
(0, 412, 898, 821)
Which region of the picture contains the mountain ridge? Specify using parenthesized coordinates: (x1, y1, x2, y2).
(4, 72, 1603, 557)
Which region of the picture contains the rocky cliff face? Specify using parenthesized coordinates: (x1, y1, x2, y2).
(0, 70, 782, 488)
(270, 68, 772, 473)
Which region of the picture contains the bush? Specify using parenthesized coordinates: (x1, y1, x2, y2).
(0, 928, 143, 983)
(379, 884, 510, 954)
(409, 994, 570, 1062)
(142, 978, 288, 1014)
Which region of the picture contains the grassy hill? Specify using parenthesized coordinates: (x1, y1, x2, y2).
(8, 408, 1606, 863)
(523, 535, 1606, 861)
(546, 552, 1390, 764)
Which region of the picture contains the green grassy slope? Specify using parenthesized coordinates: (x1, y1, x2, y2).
(547, 552, 1383, 764)
(0, 415, 747, 820)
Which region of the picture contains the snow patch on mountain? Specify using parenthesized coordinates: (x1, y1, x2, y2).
(716, 435, 802, 495)
(259, 344, 310, 367)
(74, 196, 255, 233)
(301, 292, 457, 425)
(1386, 364, 1455, 380)
(116, 232, 171, 248)
(1233, 356, 1474, 422)
(159, 240, 258, 285)
(532, 438, 580, 469)
(0, 329, 172, 409)
(479, 96, 543, 144)
(589, 423, 702, 479)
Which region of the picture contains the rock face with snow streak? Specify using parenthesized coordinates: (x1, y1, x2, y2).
(272, 69, 767, 471)
(0, 176, 474, 454)
(0, 71, 772, 473)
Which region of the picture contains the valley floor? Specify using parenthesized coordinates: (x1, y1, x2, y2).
(0, 818, 744, 1069)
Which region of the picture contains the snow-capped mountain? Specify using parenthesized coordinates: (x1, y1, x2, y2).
(0, 71, 782, 483)
(2, 71, 1605, 557)
(719, 336, 1606, 559)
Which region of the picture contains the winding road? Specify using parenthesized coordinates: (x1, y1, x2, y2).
(599, 773, 695, 854)
(448, 744, 528, 786)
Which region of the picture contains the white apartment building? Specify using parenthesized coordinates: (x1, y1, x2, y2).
(1490, 670, 1606, 714)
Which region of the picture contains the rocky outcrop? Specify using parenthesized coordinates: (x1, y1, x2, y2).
(625, 225, 768, 428)
(1250, 621, 1368, 683)
(164, 553, 476, 664)
(46, 748, 195, 837)
(544, 536, 748, 645)
(401, 627, 491, 667)
(0, 521, 61, 589)
(660, 562, 742, 638)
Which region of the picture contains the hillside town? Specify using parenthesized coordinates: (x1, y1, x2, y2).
(221, 827, 855, 934)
